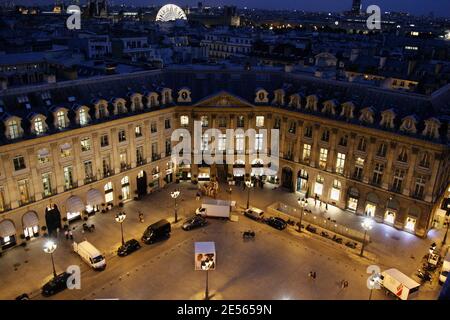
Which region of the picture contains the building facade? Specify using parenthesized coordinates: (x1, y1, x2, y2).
(0, 67, 449, 250)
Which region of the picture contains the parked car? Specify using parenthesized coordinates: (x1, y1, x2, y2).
(142, 219, 171, 244)
(243, 207, 264, 221)
(182, 215, 207, 231)
(117, 239, 141, 257)
(266, 217, 287, 230)
(41, 272, 71, 297)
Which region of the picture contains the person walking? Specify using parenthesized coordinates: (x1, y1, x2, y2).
(139, 211, 144, 223)
(196, 191, 201, 201)
(64, 230, 69, 240)
(69, 230, 73, 240)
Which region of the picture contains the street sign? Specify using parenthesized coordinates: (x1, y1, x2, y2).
(195, 242, 216, 271)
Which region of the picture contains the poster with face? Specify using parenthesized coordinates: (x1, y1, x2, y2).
(195, 242, 216, 271)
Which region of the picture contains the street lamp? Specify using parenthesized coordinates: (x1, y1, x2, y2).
(115, 211, 126, 246)
(43, 240, 57, 278)
(171, 189, 181, 222)
(245, 180, 254, 209)
(297, 198, 307, 233)
(360, 218, 373, 257)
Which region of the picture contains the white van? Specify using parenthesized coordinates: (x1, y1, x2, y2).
(73, 241, 106, 270)
(439, 251, 450, 284)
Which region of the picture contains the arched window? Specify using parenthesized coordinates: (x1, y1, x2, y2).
(56, 111, 67, 129)
(79, 108, 88, 126)
(34, 117, 45, 135)
(8, 120, 20, 139)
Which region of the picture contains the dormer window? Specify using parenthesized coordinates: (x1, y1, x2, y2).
(97, 103, 108, 119)
(7, 119, 21, 139)
(115, 100, 127, 115)
(397, 147, 408, 163)
(161, 89, 172, 105)
(322, 100, 336, 115)
(79, 108, 89, 126)
(340, 102, 355, 119)
(272, 89, 285, 106)
(33, 117, 46, 135)
(56, 110, 68, 130)
(132, 95, 143, 111)
(288, 94, 301, 108)
(359, 107, 374, 124)
(380, 109, 395, 129)
(400, 116, 417, 134)
(422, 118, 441, 139)
(147, 93, 159, 108)
(178, 89, 192, 103)
(306, 95, 318, 111)
(255, 89, 268, 103)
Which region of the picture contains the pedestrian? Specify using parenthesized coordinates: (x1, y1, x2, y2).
(314, 194, 318, 206)
(325, 202, 328, 211)
(65, 230, 69, 240)
(341, 280, 348, 289)
(139, 211, 144, 223)
(196, 191, 201, 201)
(69, 230, 73, 240)
(313, 271, 317, 279)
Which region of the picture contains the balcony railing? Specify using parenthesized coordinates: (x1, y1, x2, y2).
(152, 154, 161, 162)
(64, 182, 78, 192)
(42, 189, 57, 199)
(120, 163, 131, 172)
(136, 159, 147, 166)
(18, 196, 36, 207)
(84, 176, 97, 185)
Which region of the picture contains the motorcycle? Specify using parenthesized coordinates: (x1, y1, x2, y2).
(243, 230, 255, 239)
(345, 241, 357, 249)
(417, 269, 432, 282)
(320, 231, 330, 238)
(332, 235, 343, 244)
(82, 223, 95, 232)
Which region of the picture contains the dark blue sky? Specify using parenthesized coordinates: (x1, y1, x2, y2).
(21, 1, 450, 17)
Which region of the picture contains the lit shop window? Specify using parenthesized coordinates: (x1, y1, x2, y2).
(405, 217, 416, 231)
(384, 211, 396, 224)
(330, 180, 341, 201)
(314, 175, 324, 196)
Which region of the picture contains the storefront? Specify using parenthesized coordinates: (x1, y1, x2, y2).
(347, 187, 359, 212)
(66, 196, 85, 222)
(233, 160, 245, 183)
(0, 219, 16, 249)
(86, 188, 103, 214)
(296, 169, 309, 193)
(165, 169, 173, 183)
(281, 167, 293, 191)
(104, 182, 114, 204)
(384, 198, 399, 225)
(330, 179, 341, 202)
(251, 159, 264, 177)
(45, 203, 61, 237)
(136, 170, 148, 196)
(405, 207, 420, 232)
(121, 176, 130, 201)
(151, 167, 160, 189)
(314, 174, 324, 196)
(22, 211, 39, 239)
(364, 192, 379, 217)
(198, 165, 211, 181)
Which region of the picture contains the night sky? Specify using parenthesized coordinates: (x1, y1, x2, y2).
(16, 0, 450, 17)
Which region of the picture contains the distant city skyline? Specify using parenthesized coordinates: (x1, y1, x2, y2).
(9, 0, 450, 17)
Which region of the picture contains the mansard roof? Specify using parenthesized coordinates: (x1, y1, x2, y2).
(0, 67, 448, 146)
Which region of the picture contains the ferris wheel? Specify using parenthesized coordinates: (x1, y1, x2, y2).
(155, 4, 187, 22)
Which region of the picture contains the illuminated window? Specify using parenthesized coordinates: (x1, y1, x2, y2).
(336, 153, 345, 174)
(256, 116, 264, 127)
(180, 115, 189, 126)
(330, 179, 341, 201)
(319, 148, 328, 169)
(80, 137, 91, 152)
(302, 144, 311, 162)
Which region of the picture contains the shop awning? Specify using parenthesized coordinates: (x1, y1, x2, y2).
(86, 189, 103, 206)
(66, 196, 85, 213)
(348, 187, 360, 198)
(22, 211, 39, 228)
(387, 198, 400, 211)
(366, 192, 379, 204)
(0, 220, 16, 237)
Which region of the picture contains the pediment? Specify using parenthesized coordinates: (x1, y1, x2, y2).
(194, 91, 254, 108)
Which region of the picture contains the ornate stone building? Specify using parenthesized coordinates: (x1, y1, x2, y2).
(0, 67, 449, 249)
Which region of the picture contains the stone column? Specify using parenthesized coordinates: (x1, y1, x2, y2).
(1, 154, 18, 209)
(382, 141, 397, 189)
(343, 132, 356, 178)
(363, 137, 377, 183)
(128, 123, 137, 168)
(144, 120, 151, 164)
(110, 128, 120, 174)
(72, 136, 83, 187)
(92, 132, 102, 180)
(403, 147, 418, 196)
(326, 128, 338, 172)
(310, 123, 320, 168)
(50, 142, 64, 193)
(293, 120, 303, 163)
(27, 147, 41, 201)
(424, 153, 441, 202)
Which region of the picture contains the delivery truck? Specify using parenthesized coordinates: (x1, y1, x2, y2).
(380, 268, 420, 300)
(196, 199, 231, 219)
(439, 251, 450, 284)
(73, 241, 106, 270)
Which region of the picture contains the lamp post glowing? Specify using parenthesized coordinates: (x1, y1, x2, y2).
(43, 240, 57, 278)
(171, 189, 181, 222)
(297, 198, 307, 233)
(115, 211, 126, 246)
(245, 180, 254, 209)
(360, 218, 373, 257)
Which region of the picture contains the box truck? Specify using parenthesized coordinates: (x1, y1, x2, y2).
(195, 199, 231, 219)
(439, 251, 450, 284)
(73, 241, 106, 270)
(380, 268, 420, 300)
